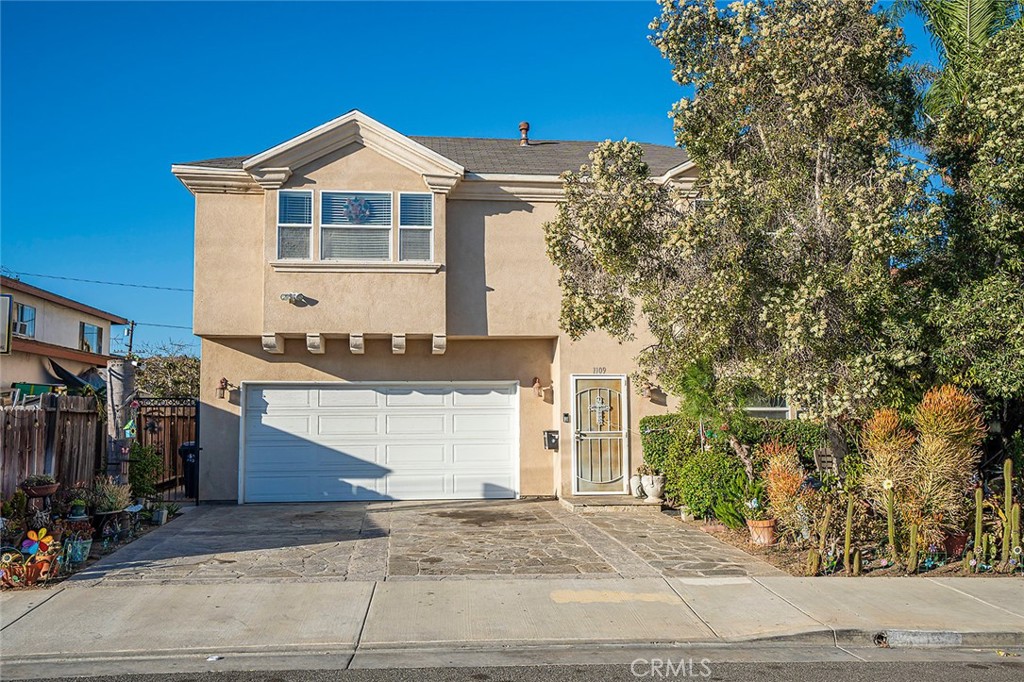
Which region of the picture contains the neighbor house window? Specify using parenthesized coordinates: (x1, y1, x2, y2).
(277, 190, 313, 259)
(12, 303, 35, 338)
(321, 191, 392, 261)
(399, 193, 434, 261)
(80, 323, 103, 354)
(744, 394, 790, 420)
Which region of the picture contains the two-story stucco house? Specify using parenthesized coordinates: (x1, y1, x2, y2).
(173, 110, 695, 504)
(1, 275, 127, 394)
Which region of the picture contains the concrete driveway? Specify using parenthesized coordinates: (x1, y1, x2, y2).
(69, 500, 783, 585)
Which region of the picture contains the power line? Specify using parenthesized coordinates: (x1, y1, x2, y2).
(1, 269, 193, 292)
(135, 322, 194, 330)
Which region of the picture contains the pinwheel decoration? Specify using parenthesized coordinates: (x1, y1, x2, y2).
(21, 528, 53, 556)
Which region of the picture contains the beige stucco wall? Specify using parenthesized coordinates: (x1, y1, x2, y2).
(199, 336, 560, 502)
(446, 199, 561, 337)
(193, 192, 265, 336)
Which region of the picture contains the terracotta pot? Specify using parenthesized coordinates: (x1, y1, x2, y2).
(943, 531, 970, 558)
(747, 518, 777, 546)
(21, 483, 59, 498)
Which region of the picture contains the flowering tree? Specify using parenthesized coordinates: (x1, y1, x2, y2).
(545, 0, 935, 426)
(924, 23, 1024, 419)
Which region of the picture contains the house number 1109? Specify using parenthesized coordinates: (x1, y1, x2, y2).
(592, 367, 606, 374)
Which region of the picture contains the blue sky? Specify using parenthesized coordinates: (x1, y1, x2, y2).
(0, 1, 937, 356)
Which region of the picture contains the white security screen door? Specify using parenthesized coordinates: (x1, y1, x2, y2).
(572, 375, 628, 495)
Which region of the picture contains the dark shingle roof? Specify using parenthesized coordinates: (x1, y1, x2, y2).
(178, 137, 689, 177)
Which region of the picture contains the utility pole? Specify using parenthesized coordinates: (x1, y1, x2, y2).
(125, 320, 136, 358)
(106, 358, 136, 480)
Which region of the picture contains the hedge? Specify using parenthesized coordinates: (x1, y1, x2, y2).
(638, 413, 828, 511)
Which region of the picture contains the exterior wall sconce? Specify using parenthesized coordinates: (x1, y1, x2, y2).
(216, 377, 236, 399)
(642, 383, 660, 399)
(532, 377, 549, 398)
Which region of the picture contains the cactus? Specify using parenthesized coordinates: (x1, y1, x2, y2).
(844, 493, 854, 574)
(974, 486, 983, 555)
(1002, 459, 1013, 567)
(852, 549, 862, 576)
(885, 488, 897, 559)
(907, 524, 919, 573)
(1012, 502, 1021, 556)
(806, 503, 833, 576)
(806, 548, 821, 576)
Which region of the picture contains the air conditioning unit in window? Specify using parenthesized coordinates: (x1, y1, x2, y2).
(12, 321, 30, 337)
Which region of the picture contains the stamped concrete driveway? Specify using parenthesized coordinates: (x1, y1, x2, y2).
(70, 500, 782, 586)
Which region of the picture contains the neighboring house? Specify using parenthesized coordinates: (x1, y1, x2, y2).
(172, 110, 697, 504)
(0, 275, 127, 394)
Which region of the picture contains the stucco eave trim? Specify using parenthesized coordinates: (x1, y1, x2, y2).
(269, 261, 442, 274)
(170, 165, 263, 194)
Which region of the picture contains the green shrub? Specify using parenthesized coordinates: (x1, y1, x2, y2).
(128, 442, 163, 499)
(675, 446, 744, 518)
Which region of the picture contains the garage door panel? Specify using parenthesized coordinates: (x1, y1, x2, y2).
(246, 443, 317, 471)
(244, 383, 517, 502)
(249, 388, 311, 409)
(453, 442, 514, 465)
(385, 443, 445, 465)
(318, 387, 381, 407)
(385, 413, 446, 435)
(385, 388, 447, 407)
(313, 444, 383, 469)
(318, 414, 379, 436)
(247, 414, 312, 439)
(385, 474, 449, 498)
(453, 474, 516, 498)
(452, 388, 514, 407)
(452, 413, 513, 435)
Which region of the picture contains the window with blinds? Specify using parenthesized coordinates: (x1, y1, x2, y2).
(322, 191, 392, 260)
(399, 193, 433, 261)
(277, 190, 312, 259)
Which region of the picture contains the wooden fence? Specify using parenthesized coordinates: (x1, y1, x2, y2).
(0, 395, 104, 499)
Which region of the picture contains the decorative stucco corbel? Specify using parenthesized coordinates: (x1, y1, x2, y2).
(261, 334, 284, 354)
(248, 167, 293, 189)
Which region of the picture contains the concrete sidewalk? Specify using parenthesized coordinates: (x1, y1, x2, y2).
(1, 575, 1021, 679)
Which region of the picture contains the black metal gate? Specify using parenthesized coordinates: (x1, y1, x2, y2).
(135, 398, 199, 504)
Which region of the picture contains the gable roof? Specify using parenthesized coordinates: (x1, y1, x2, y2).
(1, 276, 128, 325)
(178, 136, 690, 177)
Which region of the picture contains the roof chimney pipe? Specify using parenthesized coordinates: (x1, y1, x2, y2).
(519, 121, 530, 147)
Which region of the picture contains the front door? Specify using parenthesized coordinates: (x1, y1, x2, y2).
(572, 375, 628, 495)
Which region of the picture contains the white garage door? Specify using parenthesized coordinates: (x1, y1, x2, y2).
(241, 383, 518, 502)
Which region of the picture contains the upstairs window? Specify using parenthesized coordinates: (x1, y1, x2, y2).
(322, 191, 392, 261)
(744, 394, 790, 420)
(277, 190, 313, 259)
(13, 303, 35, 338)
(80, 323, 103, 354)
(399, 193, 434, 261)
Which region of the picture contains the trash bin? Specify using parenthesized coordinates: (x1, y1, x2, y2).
(178, 441, 199, 499)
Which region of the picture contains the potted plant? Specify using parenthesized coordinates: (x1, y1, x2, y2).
(69, 498, 88, 518)
(21, 474, 59, 499)
(151, 504, 169, 526)
(744, 480, 776, 545)
(639, 464, 667, 505)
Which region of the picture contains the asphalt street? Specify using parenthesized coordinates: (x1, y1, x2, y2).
(42, 661, 1024, 682)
